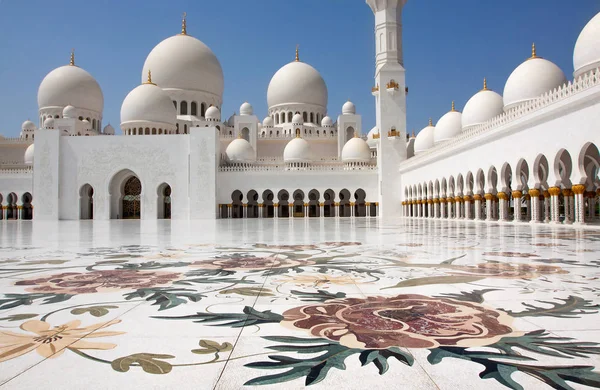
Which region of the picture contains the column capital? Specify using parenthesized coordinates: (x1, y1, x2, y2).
(484, 193, 494, 201)
(572, 184, 586, 195)
(548, 187, 561, 196)
(454, 196, 462, 203)
(433, 198, 440, 204)
(463, 195, 472, 202)
(528, 189, 540, 197)
(497, 192, 509, 200)
(473, 194, 482, 201)
(562, 189, 573, 197)
(543, 190, 551, 198)
(511, 190, 522, 199)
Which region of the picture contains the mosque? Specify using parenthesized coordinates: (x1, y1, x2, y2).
(0, 0, 599, 225)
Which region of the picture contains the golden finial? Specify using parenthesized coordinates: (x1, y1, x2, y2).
(295, 45, 300, 62)
(354, 131, 359, 138)
(237, 132, 243, 139)
(144, 69, 155, 85)
(451, 101, 456, 112)
(181, 12, 187, 35)
(70, 49, 75, 66)
(411, 130, 416, 138)
(428, 118, 433, 126)
(482, 77, 488, 91)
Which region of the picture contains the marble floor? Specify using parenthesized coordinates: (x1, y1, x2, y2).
(1, 218, 600, 389)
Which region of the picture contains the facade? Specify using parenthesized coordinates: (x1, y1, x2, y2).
(0, 1, 599, 225)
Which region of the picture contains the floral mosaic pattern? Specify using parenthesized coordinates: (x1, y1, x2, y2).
(1, 220, 600, 389)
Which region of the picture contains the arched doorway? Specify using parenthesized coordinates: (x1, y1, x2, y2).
(247, 190, 259, 218)
(6, 193, 18, 220)
(323, 189, 335, 217)
(278, 190, 290, 218)
(231, 190, 243, 218)
(123, 177, 142, 219)
(262, 190, 274, 218)
(354, 189, 366, 217)
(21, 193, 33, 220)
(308, 189, 320, 217)
(79, 184, 94, 220)
(241, 128, 250, 142)
(345, 127, 355, 143)
(339, 189, 351, 217)
(157, 183, 172, 219)
(293, 190, 305, 217)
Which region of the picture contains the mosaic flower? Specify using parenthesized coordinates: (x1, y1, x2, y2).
(450, 262, 568, 279)
(254, 242, 361, 251)
(282, 294, 516, 349)
(0, 319, 123, 362)
(192, 255, 315, 271)
(15, 270, 182, 294)
(482, 252, 539, 258)
(277, 274, 364, 288)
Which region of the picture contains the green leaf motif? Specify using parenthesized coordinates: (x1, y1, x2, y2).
(0, 313, 38, 322)
(191, 340, 233, 356)
(382, 275, 484, 290)
(501, 296, 600, 318)
(219, 287, 274, 297)
(153, 306, 284, 327)
(26, 260, 69, 265)
(71, 306, 119, 318)
(124, 288, 205, 311)
(111, 353, 174, 375)
(290, 290, 346, 302)
(436, 289, 499, 304)
(0, 293, 73, 311)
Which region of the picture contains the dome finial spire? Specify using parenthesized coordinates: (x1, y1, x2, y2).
(531, 42, 537, 59)
(451, 101, 456, 111)
(295, 45, 300, 62)
(181, 12, 187, 35)
(144, 69, 155, 85)
(70, 48, 75, 66)
(482, 77, 488, 91)
(429, 118, 433, 126)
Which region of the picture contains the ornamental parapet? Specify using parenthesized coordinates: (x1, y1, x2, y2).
(572, 184, 586, 195)
(548, 187, 561, 196)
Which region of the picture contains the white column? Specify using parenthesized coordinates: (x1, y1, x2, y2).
(440, 199, 446, 219)
(454, 199, 460, 219)
(474, 196, 482, 220)
(320, 203, 325, 218)
(573, 185, 586, 225)
(549, 188, 561, 223)
(543, 192, 551, 223)
(485, 194, 493, 221)
(434, 200, 440, 219)
(464, 197, 471, 220)
(274, 204, 279, 218)
(563, 189, 573, 224)
(512, 191, 522, 222)
(529, 190, 540, 223)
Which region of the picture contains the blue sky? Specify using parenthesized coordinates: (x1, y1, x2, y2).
(0, 0, 598, 138)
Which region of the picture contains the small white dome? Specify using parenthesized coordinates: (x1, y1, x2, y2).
(43, 117, 55, 129)
(82, 119, 90, 125)
(121, 82, 177, 127)
(205, 106, 221, 121)
(262, 116, 274, 127)
(63, 105, 77, 119)
(292, 113, 304, 125)
(24, 144, 35, 165)
(503, 48, 567, 110)
(225, 137, 256, 164)
(283, 137, 312, 163)
(103, 124, 115, 135)
(342, 136, 371, 163)
(22, 120, 36, 131)
(367, 126, 380, 148)
(574, 11, 600, 78)
(414, 120, 436, 154)
(342, 100, 356, 115)
(267, 60, 328, 110)
(462, 80, 504, 130)
(321, 116, 333, 127)
(142, 34, 224, 99)
(38, 64, 104, 114)
(434, 104, 462, 144)
(240, 102, 253, 116)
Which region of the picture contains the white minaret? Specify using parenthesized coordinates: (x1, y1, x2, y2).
(366, 0, 408, 218)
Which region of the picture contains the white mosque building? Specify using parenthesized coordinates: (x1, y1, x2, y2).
(0, 0, 599, 225)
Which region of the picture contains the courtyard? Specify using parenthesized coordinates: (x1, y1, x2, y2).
(0, 218, 599, 389)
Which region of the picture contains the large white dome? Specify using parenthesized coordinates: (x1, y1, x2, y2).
(414, 120, 436, 154)
(142, 34, 224, 98)
(434, 103, 462, 144)
(38, 64, 104, 114)
(342, 136, 371, 163)
(503, 47, 567, 110)
(283, 137, 312, 163)
(574, 11, 600, 78)
(226, 138, 256, 164)
(121, 80, 177, 127)
(267, 60, 328, 109)
(462, 80, 504, 130)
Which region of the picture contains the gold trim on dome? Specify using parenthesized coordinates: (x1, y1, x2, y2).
(527, 42, 542, 60)
(428, 118, 433, 127)
(295, 45, 300, 62)
(70, 49, 75, 66)
(181, 12, 187, 35)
